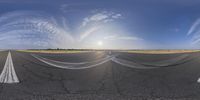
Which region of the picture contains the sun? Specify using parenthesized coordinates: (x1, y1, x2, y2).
(97, 41, 103, 46)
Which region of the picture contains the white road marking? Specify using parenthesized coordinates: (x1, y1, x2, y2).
(32, 54, 114, 69)
(32, 53, 158, 69)
(0, 51, 19, 83)
(33, 53, 187, 70)
(197, 78, 200, 83)
(111, 57, 158, 69)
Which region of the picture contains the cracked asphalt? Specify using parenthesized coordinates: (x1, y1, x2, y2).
(0, 51, 200, 100)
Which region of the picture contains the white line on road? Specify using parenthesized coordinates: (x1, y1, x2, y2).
(32, 53, 159, 69)
(111, 57, 158, 69)
(32, 54, 114, 69)
(197, 78, 200, 83)
(0, 51, 19, 83)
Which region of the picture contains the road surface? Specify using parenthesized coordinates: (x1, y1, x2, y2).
(0, 51, 199, 100)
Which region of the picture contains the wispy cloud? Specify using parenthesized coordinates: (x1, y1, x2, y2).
(0, 10, 141, 49)
(79, 11, 122, 40)
(187, 18, 200, 46)
(0, 11, 74, 49)
(191, 38, 200, 45)
(81, 11, 122, 27)
(103, 35, 143, 41)
(187, 18, 200, 35)
(80, 26, 101, 41)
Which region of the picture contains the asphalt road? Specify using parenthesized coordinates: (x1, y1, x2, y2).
(0, 51, 200, 100)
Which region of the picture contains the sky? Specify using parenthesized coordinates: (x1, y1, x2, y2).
(0, 0, 200, 49)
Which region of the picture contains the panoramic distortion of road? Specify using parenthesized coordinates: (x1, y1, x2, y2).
(0, 50, 199, 100)
(2, 0, 200, 100)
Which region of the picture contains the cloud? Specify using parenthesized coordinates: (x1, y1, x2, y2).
(112, 14, 122, 19)
(187, 18, 200, 35)
(186, 18, 200, 46)
(103, 35, 143, 41)
(191, 38, 200, 45)
(80, 26, 101, 41)
(78, 11, 123, 40)
(81, 11, 122, 27)
(0, 10, 140, 49)
(0, 11, 74, 49)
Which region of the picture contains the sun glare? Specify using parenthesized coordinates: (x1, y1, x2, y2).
(97, 41, 103, 46)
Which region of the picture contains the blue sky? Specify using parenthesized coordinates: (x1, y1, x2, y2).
(0, 0, 200, 49)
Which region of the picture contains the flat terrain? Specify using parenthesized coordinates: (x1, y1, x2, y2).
(18, 50, 92, 54)
(121, 50, 200, 54)
(19, 49, 200, 54)
(0, 50, 200, 100)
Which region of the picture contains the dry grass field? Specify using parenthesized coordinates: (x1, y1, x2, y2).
(18, 50, 92, 54)
(120, 50, 200, 54)
(18, 49, 200, 54)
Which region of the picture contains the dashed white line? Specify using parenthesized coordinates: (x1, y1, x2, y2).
(0, 51, 19, 83)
